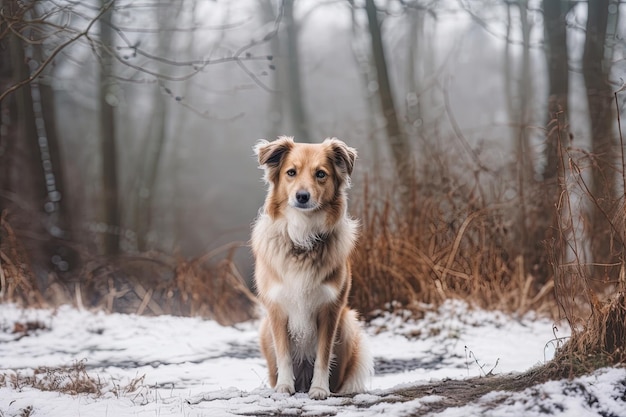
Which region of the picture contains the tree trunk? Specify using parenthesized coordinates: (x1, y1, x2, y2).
(0, 19, 53, 285)
(7, 34, 44, 210)
(405, 7, 420, 127)
(583, 0, 617, 273)
(503, 1, 532, 265)
(348, 2, 381, 170)
(134, 86, 166, 251)
(515, 0, 534, 259)
(99, 0, 121, 256)
(133, 2, 188, 252)
(405, 6, 436, 139)
(283, 0, 310, 141)
(542, 0, 569, 182)
(0, 1, 77, 286)
(32, 5, 75, 249)
(364, 0, 412, 188)
(0, 34, 46, 214)
(260, 0, 283, 140)
(534, 0, 571, 282)
(38, 82, 72, 238)
(530, 0, 571, 284)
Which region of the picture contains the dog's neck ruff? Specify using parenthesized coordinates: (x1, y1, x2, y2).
(283, 207, 331, 252)
(290, 233, 329, 255)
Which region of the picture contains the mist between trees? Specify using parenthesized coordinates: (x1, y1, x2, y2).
(1, 0, 626, 343)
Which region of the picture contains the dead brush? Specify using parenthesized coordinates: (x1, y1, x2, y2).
(78, 243, 258, 325)
(1, 208, 257, 324)
(350, 161, 556, 317)
(0, 360, 103, 395)
(170, 243, 258, 324)
(0, 211, 46, 307)
(547, 88, 626, 374)
(0, 361, 149, 398)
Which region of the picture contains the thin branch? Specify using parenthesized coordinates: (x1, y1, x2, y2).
(456, 0, 544, 49)
(231, 1, 286, 93)
(113, 17, 253, 33)
(0, 2, 114, 104)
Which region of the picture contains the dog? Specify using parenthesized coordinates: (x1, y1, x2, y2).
(251, 136, 372, 400)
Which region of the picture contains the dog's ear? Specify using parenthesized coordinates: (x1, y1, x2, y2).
(325, 137, 357, 176)
(254, 136, 294, 168)
(254, 136, 294, 184)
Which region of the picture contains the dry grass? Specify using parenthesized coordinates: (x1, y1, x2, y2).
(0, 360, 103, 395)
(350, 169, 556, 317)
(0, 360, 149, 398)
(75, 245, 258, 325)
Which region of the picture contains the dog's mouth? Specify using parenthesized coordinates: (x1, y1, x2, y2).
(290, 200, 319, 211)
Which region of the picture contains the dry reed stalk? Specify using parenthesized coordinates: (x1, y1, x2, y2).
(350, 159, 557, 317)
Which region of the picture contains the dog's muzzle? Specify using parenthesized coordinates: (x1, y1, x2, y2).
(292, 190, 316, 210)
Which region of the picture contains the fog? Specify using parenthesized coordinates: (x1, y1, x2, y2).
(3, 0, 626, 282)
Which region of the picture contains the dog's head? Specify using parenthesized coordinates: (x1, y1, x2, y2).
(254, 136, 357, 220)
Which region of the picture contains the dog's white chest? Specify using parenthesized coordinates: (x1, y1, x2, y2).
(268, 277, 338, 356)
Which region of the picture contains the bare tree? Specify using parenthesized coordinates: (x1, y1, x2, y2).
(98, 0, 121, 256)
(0, 8, 44, 217)
(405, 2, 438, 139)
(583, 0, 618, 272)
(533, 0, 572, 280)
(364, 0, 412, 189)
(503, 0, 534, 258)
(542, 0, 570, 182)
(132, 2, 189, 252)
(283, 0, 310, 141)
(259, 0, 309, 141)
(0, 0, 76, 278)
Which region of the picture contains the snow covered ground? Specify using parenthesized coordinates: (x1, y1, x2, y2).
(0, 300, 624, 416)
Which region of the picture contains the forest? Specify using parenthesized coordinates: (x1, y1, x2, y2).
(1, 0, 626, 414)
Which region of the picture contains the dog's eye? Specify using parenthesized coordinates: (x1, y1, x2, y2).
(286, 169, 296, 177)
(315, 170, 327, 179)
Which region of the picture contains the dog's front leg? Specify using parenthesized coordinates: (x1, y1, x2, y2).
(309, 304, 341, 399)
(268, 306, 295, 394)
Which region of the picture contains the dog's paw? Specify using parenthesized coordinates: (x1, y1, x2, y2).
(308, 386, 330, 400)
(275, 384, 295, 395)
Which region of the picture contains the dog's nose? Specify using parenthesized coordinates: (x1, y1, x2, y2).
(296, 190, 310, 204)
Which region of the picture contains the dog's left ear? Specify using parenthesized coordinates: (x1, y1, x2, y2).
(325, 137, 357, 176)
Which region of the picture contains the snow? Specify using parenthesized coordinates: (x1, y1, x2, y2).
(0, 300, 624, 417)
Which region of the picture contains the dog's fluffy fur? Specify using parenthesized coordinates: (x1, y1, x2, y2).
(251, 136, 372, 400)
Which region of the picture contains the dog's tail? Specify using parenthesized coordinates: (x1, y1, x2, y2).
(336, 309, 374, 394)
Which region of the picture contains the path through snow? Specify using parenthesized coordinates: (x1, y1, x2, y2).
(1, 301, 624, 416)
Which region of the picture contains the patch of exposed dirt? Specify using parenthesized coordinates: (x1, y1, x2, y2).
(388, 370, 546, 414)
(234, 368, 554, 417)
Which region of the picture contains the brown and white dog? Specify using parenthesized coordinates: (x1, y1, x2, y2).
(251, 136, 372, 400)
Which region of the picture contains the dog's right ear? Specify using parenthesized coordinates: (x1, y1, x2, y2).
(254, 136, 294, 183)
(254, 136, 294, 167)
